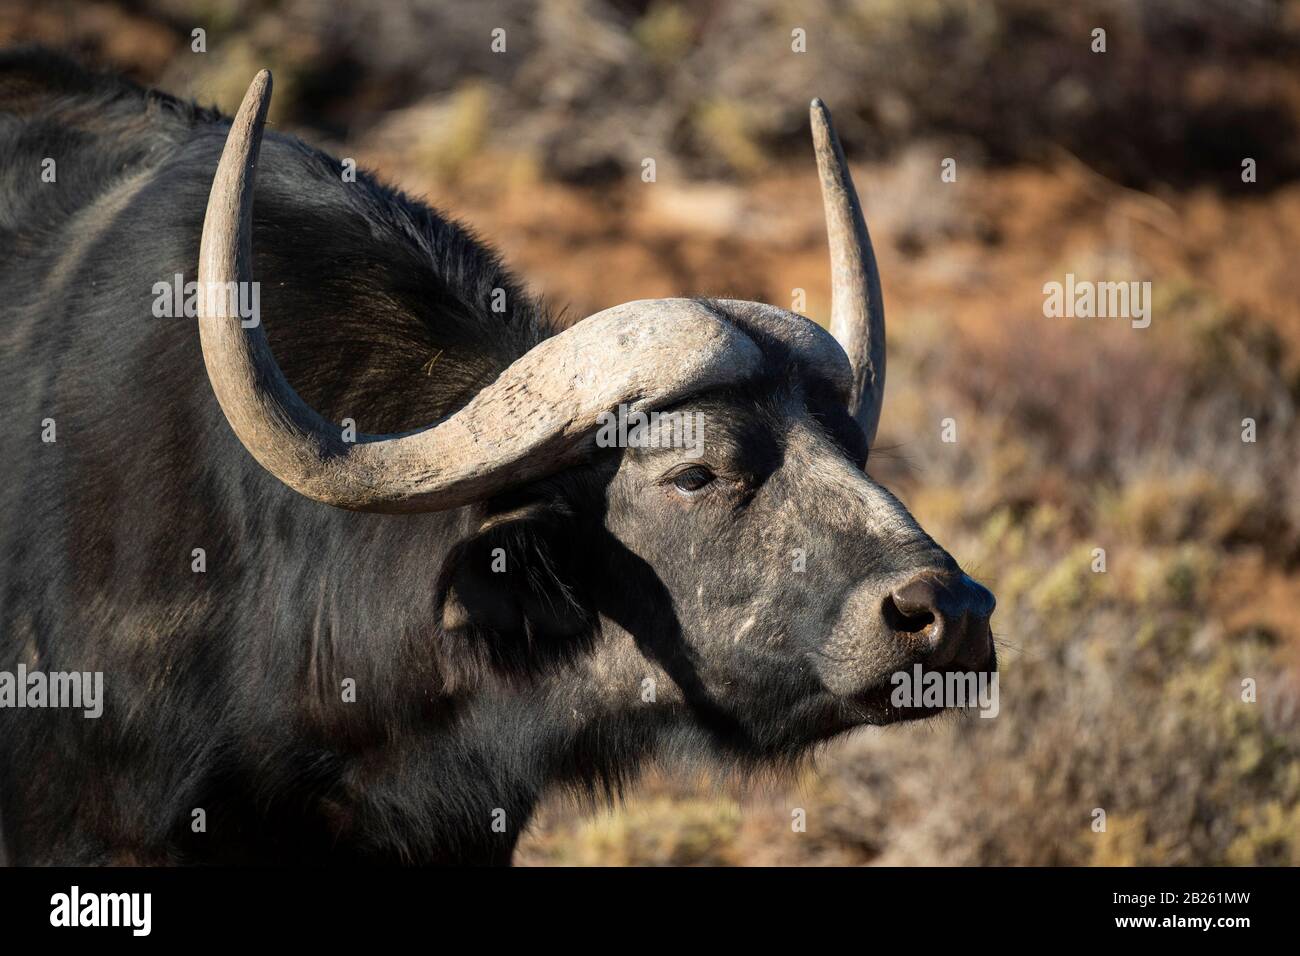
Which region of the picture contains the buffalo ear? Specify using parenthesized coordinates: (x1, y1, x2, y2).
(436, 500, 596, 677)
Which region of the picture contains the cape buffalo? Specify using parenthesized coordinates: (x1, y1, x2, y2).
(0, 50, 995, 864)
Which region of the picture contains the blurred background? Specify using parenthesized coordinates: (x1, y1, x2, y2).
(6, 0, 1299, 864)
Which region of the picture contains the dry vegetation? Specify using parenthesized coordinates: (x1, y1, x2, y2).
(6, 0, 1298, 864)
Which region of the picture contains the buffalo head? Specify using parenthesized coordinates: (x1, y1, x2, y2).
(197, 73, 996, 760)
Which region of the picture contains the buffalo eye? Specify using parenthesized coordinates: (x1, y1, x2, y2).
(670, 465, 716, 496)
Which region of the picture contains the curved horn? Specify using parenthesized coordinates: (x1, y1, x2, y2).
(716, 300, 852, 400)
(198, 72, 762, 513)
(810, 98, 886, 445)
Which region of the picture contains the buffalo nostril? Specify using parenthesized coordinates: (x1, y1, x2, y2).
(881, 593, 935, 633)
(882, 589, 937, 635)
